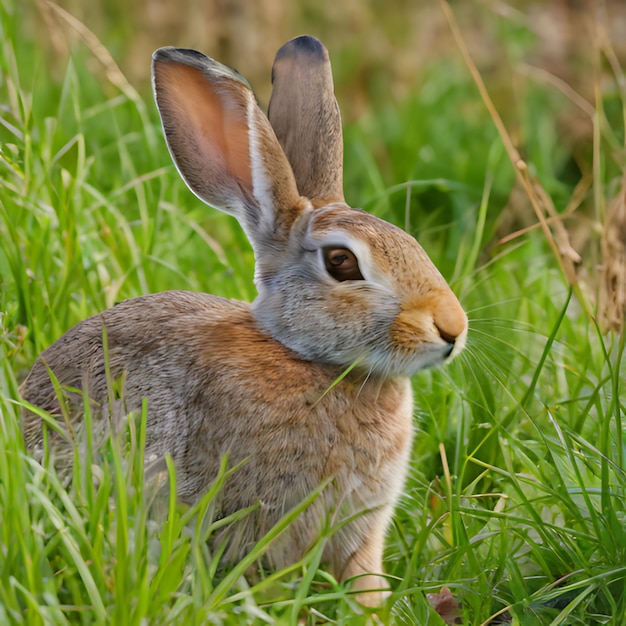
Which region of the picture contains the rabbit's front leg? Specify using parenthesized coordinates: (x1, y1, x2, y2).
(341, 520, 390, 607)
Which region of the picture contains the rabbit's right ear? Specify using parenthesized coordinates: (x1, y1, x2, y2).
(152, 47, 304, 250)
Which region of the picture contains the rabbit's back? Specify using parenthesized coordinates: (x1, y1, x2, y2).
(21, 291, 249, 457)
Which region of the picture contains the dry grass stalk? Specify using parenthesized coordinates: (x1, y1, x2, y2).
(438, 0, 581, 289)
(599, 180, 626, 333)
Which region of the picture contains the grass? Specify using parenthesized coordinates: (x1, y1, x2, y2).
(1, 0, 625, 624)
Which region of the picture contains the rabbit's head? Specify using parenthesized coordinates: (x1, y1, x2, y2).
(152, 36, 467, 377)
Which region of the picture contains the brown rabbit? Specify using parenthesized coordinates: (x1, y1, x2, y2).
(20, 36, 467, 606)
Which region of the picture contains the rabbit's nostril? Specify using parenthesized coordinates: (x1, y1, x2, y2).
(436, 324, 457, 346)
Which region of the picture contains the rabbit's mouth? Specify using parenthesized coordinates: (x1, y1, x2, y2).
(340, 318, 467, 379)
(384, 297, 467, 376)
(376, 339, 465, 378)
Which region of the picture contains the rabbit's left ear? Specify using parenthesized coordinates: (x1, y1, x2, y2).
(269, 36, 344, 205)
(152, 47, 304, 250)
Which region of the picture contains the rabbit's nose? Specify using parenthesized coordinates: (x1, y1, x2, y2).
(433, 294, 468, 349)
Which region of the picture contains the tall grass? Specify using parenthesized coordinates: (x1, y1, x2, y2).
(1, 0, 625, 624)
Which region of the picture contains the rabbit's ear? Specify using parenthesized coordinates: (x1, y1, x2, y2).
(268, 36, 344, 205)
(152, 47, 304, 248)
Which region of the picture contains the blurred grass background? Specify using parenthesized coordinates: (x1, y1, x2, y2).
(1, 0, 625, 624)
(22, 0, 626, 299)
(6, 0, 625, 338)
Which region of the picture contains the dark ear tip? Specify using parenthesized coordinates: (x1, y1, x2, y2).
(274, 35, 328, 64)
(152, 47, 209, 64)
(152, 47, 172, 62)
(151, 47, 252, 90)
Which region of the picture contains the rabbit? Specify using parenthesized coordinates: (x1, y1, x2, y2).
(20, 35, 468, 606)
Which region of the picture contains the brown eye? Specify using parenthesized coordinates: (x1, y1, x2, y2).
(323, 247, 364, 282)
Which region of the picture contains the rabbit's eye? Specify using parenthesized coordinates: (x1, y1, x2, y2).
(323, 247, 364, 282)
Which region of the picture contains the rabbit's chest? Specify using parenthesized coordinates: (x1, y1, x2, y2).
(320, 377, 414, 506)
(238, 373, 414, 503)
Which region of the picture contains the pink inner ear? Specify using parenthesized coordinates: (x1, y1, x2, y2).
(156, 62, 253, 195)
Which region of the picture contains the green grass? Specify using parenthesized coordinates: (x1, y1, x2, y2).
(1, 1, 625, 624)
